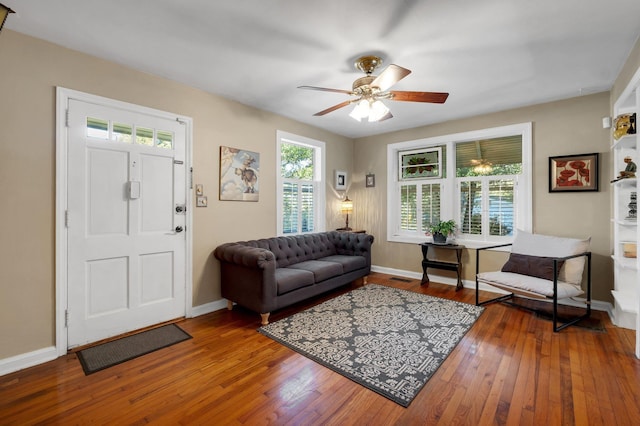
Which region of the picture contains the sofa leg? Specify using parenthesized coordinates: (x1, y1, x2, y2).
(227, 300, 233, 311)
(260, 313, 270, 325)
(362, 276, 368, 285)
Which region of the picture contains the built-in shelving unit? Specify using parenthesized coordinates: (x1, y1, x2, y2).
(611, 71, 640, 358)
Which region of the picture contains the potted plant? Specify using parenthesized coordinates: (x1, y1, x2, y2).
(426, 220, 458, 244)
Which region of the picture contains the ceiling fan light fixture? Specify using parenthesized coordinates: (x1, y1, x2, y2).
(368, 100, 390, 122)
(472, 159, 493, 174)
(349, 99, 370, 122)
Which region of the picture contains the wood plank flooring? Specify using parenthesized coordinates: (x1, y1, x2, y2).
(2, 273, 640, 425)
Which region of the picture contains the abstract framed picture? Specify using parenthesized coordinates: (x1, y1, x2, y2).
(549, 153, 599, 192)
(219, 146, 260, 201)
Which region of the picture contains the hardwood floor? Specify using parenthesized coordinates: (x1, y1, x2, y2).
(2, 273, 640, 425)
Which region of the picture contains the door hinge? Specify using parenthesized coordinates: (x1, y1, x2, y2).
(65, 210, 69, 228)
(65, 109, 70, 128)
(65, 310, 69, 328)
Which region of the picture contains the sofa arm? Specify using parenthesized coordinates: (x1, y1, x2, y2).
(213, 243, 275, 269)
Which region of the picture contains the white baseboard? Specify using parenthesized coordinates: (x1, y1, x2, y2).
(190, 299, 228, 317)
(0, 346, 58, 377)
(370, 265, 613, 313)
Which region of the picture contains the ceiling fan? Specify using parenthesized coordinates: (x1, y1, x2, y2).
(298, 55, 449, 122)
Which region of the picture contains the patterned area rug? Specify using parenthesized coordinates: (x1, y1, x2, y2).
(259, 284, 484, 407)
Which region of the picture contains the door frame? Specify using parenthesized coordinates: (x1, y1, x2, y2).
(55, 87, 194, 355)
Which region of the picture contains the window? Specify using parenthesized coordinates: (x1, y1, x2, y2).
(277, 131, 325, 235)
(387, 123, 531, 246)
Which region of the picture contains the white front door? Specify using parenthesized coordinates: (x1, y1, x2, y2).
(66, 99, 187, 348)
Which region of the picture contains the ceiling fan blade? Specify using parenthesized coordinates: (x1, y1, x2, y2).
(313, 100, 353, 116)
(371, 64, 411, 91)
(389, 91, 449, 103)
(298, 85, 354, 95)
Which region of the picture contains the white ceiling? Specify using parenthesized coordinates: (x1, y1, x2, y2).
(4, 0, 640, 138)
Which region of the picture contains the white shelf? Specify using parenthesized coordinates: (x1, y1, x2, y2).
(612, 290, 639, 314)
(612, 254, 638, 270)
(611, 134, 637, 150)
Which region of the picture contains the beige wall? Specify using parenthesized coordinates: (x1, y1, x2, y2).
(351, 92, 614, 302)
(2, 29, 638, 364)
(0, 31, 353, 359)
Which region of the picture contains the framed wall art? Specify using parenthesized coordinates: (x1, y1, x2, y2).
(399, 147, 442, 180)
(366, 173, 375, 188)
(335, 170, 347, 190)
(549, 152, 599, 192)
(219, 146, 260, 201)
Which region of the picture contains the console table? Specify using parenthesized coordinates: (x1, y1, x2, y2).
(419, 242, 465, 290)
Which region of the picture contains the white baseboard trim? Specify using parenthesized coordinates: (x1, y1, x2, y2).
(370, 265, 613, 313)
(190, 299, 228, 318)
(0, 346, 58, 377)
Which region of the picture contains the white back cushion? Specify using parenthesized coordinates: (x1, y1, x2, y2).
(511, 230, 590, 285)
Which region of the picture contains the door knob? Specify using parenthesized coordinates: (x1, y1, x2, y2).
(175, 226, 184, 233)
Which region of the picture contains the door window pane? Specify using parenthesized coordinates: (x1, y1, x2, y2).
(156, 130, 173, 149)
(136, 127, 154, 146)
(87, 117, 109, 139)
(112, 122, 132, 143)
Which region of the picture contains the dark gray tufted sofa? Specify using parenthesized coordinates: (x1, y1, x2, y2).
(214, 231, 374, 324)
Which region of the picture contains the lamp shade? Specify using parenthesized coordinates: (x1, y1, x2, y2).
(0, 3, 14, 33)
(341, 196, 353, 214)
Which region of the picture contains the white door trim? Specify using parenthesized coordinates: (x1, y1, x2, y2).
(55, 87, 194, 355)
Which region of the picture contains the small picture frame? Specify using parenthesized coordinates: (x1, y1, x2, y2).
(335, 170, 347, 190)
(549, 153, 599, 192)
(366, 173, 375, 188)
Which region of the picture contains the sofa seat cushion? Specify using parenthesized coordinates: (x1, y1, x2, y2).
(275, 268, 315, 295)
(317, 255, 366, 273)
(477, 271, 584, 299)
(288, 260, 344, 283)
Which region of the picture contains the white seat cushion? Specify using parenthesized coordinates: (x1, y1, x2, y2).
(511, 230, 590, 285)
(477, 271, 584, 299)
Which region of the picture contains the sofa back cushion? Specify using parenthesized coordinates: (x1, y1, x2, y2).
(240, 233, 337, 268)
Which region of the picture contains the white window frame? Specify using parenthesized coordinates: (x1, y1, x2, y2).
(387, 122, 532, 248)
(276, 130, 326, 236)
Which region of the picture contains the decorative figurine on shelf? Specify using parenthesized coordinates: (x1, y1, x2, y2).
(627, 191, 637, 221)
(613, 113, 637, 140)
(611, 156, 637, 182)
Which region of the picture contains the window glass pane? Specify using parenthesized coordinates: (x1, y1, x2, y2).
(489, 179, 514, 236)
(86, 117, 109, 139)
(281, 143, 314, 179)
(156, 130, 173, 149)
(282, 182, 298, 234)
(421, 183, 441, 232)
(112, 122, 132, 143)
(456, 136, 522, 177)
(400, 148, 441, 179)
(301, 184, 314, 232)
(136, 127, 154, 146)
(460, 181, 482, 234)
(400, 184, 417, 231)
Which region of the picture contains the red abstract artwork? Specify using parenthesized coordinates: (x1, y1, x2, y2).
(549, 153, 599, 192)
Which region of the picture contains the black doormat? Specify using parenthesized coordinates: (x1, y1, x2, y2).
(76, 324, 192, 375)
(505, 297, 605, 332)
